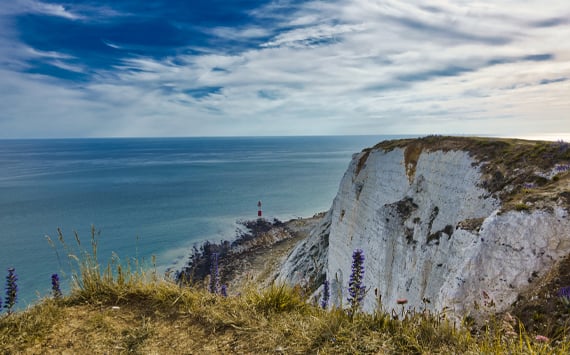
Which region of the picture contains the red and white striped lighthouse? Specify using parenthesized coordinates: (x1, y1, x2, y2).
(257, 200, 262, 217)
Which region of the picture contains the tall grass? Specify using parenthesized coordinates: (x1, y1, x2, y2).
(46, 225, 159, 304)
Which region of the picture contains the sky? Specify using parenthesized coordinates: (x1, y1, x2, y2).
(0, 0, 569, 139)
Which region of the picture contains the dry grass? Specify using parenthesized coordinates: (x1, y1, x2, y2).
(2, 284, 569, 354)
(2, 229, 570, 354)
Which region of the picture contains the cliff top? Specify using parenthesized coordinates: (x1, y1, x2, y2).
(368, 136, 570, 211)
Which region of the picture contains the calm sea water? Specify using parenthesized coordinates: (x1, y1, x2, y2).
(0, 135, 404, 308)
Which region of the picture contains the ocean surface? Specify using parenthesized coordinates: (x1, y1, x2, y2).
(0, 135, 406, 309)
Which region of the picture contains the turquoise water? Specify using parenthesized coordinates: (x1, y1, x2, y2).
(0, 135, 404, 308)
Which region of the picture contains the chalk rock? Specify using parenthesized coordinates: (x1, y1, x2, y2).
(276, 137, 570, 318)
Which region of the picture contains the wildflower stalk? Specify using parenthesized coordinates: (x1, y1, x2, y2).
(321, 279, 329, 309)
(347, 249, 365, 318)
(4, 268, 18, 314)
(558, 286, 570, 307)
(209, 253, 220, 294)
(51, 273, 62, 299)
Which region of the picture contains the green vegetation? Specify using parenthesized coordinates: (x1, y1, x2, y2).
(514, 203, 531, 212)
(1, 229, 570, 353)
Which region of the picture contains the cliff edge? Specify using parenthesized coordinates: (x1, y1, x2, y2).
(276, 136, 570, 320)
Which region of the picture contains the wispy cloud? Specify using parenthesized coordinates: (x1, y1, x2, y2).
(0, 0, 129, 22)
(209, 26, 272, 40)
(26, 47, 75, 59)
(0, 0, 83, 20)
(28, 1, 81, 20)
(261, 23, 365, 48)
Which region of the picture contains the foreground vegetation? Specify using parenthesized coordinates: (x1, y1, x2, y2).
(1, 278, 569, 354)
(1, 229, 570, 354)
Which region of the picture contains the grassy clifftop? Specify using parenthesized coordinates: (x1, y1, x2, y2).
(371, 136, 570, 211)
(2, 274, 569, 354)
(1, 224, 570, 354)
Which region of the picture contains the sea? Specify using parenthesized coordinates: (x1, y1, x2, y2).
(0, 135, 408, 309)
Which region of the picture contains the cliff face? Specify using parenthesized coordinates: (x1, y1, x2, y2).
(276, 137, 570, 318)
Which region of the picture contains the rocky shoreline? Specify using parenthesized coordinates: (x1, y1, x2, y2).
(175, 213, 325, 292)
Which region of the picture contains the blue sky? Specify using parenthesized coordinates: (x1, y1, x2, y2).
(0, 0, 569, 138)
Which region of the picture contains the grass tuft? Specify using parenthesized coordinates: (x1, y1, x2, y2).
(246, 283, 307, 314)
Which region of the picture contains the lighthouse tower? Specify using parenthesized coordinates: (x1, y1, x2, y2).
(257, 200, 262, 218)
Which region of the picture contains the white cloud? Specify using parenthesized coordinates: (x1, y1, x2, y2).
(26, 47, 75, 60)
(102, 40, 121, 49)
(209, 26, 272, 40)
(0, 0, 83, 20)
(0, 0, 128, 21)
(49, 60, 85, 73)
(29, 1, 81, 20)
(261, 23, 366, 48)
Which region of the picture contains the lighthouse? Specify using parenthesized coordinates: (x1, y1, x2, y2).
(257, 200, 262, 218)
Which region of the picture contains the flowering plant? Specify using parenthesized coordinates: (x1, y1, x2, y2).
(347, 249, 365, 317)
(4, 268, 18, 314)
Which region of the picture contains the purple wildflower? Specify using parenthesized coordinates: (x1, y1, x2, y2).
(555, 164, 570, 172)
(4, 268, 18, 314)
(321, 279, 330, 309)
(221, 284, 227, 297)
(347, 249, 365, 317)
(558, 286, 570, 305)
(209, 253, 220, 294)
(555, 140, 569, 154)
(51, 274, 62, 299)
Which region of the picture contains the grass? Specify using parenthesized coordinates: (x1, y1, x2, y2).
(2, 284, 568, 353)
(1, 229, 570, 353)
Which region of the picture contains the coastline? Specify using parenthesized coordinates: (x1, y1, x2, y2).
(175, 213, 325, 291)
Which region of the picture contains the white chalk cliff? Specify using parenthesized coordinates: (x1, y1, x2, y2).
(276, 137, 570, 318)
